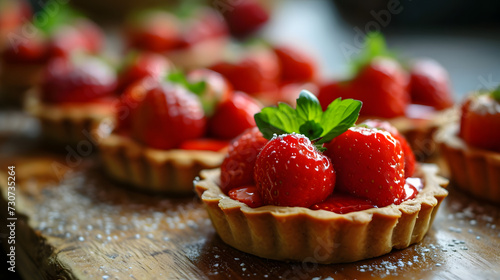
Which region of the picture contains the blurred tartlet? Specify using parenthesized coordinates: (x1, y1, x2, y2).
(436, 88, 500, 203)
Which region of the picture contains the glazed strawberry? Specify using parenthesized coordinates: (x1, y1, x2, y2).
(311, 193, 375, 214)
(209, 91, 261, 139)
(209, 48, 280, 96)
(116, 77, 158, 132)
(178, 139, 228, 152)
(220, 127, 268, 194)
(254, 134, 335, 207)
(187, 69, 232, 115)
(317, 58, 410, 118)
(117, 52, 172, 93)
(48, 19, 104, 58)
(324, 126, 406, 207)
(228, 186, 264, 208)
(459, 91, 500, 152)
(409, 59, 453, 110)
(1, 32, 48, 64)
(362, 119, 416, 177)
(126, 11, 182, 52)
(127, 8, 227, 52)
(41, 56, 117, 104)
(221, 0, 269, 37)
(274, 46, 316, 83)
(130, 83, 206, 150)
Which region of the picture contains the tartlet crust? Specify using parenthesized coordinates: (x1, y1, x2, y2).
(195, 164, 448, 264)
(436, 122, 500, 203)
(25, 89, 116, 145)
(99, 133, 225, 194)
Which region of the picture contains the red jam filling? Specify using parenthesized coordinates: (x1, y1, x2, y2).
(229, 177, 424, 214)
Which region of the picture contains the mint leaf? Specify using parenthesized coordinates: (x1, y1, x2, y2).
(33, 5, 80, 35)
(254, 90, 362, 149)
(316, 98, 362, 144)
(295, 90, 323, 123)
(299, 120, 323, 139)
(351, 31, 395, 74)
(167, 71, 206, 96)
(254, 103, 300, 139)
(492, 85, 500, 102)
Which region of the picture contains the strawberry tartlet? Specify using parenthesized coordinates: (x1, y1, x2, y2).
(195, 90, 448, 263)
(436, 87, 500, 203)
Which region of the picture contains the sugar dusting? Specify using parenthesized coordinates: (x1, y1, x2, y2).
(27, 167, 212, 279)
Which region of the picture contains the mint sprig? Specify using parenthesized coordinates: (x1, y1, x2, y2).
(492, 85, 500, 102)
(254, 90, 362, 150)
(33, 5, 81, 35)
(351, 31, 395, 74)
(167, 71, 206, 96)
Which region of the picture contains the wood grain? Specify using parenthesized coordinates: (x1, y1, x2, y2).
(0, 113, 499, 280)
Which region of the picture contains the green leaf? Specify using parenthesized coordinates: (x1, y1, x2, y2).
(33, 5, 80, 35)
(351, 31, 395, 75)
(254, 103, 300, 139)
(295, 90, 323, 123)
(317, 98, 362, 144)
(492, 85, 500, 102)
(254, 89, 362, 148)
(167, 71, 206, 96)
(299, 121, 323, 139)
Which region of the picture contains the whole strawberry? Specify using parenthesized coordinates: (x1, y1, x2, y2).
(324, 126, 406, 207)
(220, 127, 268, 194)
(317, 33, 410, 118)
(209, 91, 262, 140)
(254, 134, 335, 207)
(130, 83, 206, 150)
(362, 119, 416, 177)
(409, 58, 453, 110)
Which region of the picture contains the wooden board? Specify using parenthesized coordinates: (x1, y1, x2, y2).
(0, 112, 500, 279)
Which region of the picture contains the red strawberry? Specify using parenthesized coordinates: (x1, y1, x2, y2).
(274, 46, 316, 83)
(209, 48, 280, 96)
(459, 94, 500, 152)
(254, 134, 336, 207)
(362, 119, 416, 177)
(48, 19, 104, 58)
(209, 91, 261, 139)
(220, 127, 268, 194)
(187, 68, 232, 113)
(1, 31, 48, 64)
(178, 139, 228, 152)
(228, 186, 264, 208)
(126, 11, 182, 52)
(311, 193, 375, 214)
(130, 83, 206, 150)
(41, 56, 117, 104)
(324, 127, 405, 207)
(317, 58, 410, 118)
(116, 78, 158, 132)
(222, 0, 269, 37)
(409, 59, 453, 110)
(117, 52, 172, 93)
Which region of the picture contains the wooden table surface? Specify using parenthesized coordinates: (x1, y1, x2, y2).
(0, 111, 499, 280)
